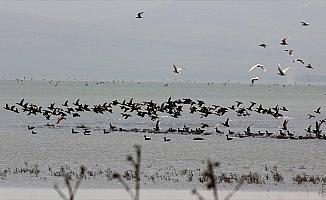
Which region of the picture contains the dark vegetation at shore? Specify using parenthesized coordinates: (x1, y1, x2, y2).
(0, 161, 325, 187)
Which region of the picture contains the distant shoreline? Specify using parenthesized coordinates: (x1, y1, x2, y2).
(1, 79, 326, 86)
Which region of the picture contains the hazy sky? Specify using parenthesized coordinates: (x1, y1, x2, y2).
(0, 0, 325, 83)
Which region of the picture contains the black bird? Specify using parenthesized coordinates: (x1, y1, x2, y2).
(282, 119, 289, 131)
(201, 123, 209, 129)
(306, 64, 314, 69)
(62, 100, 68, 107)
(110, 123, 117, 131)
(235, 101, 243, 107)
(280, 106, 288, 112)
(83, 129, 91, 135)
(259, 43, 267, 48)
(164, 137, 171, 142)
(31, 130, 37, 134)
(144, 135, 151, 140)
(197, 100, 205, 107)
(193, 137, 204, 141)
(305, 125, 312, 133)
(136, 12, 144, 19)
(121, 113, 132, 119)
(154, 120, 160, 132)
(16, 99, 25, 106)
(173, 64, 182, 74)
(301, 21, 309, 26)
(73, 113, 80, 117)
(314, 107, 321, 114)
(27, 125, 35, 130)
(72, 129, 79, 134)
(226, 135, 234, 140)
(4, 103, 10, 110)
(215, 128, 223, 134)
(247, 102, 256, 111)
(221, 118, 230, 127)
(73, 99, 80, 106)
(103, 129, 110, 134)
(308, 114, 315, 119)
(244, 126, 252, 136)
(293, 58, 305, 64)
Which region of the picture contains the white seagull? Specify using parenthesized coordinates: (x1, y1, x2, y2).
(250, 77, 260, 86)
(173, 64, 182, 74)
(277, 64, 290, 76)
(249, 64, 266, 72)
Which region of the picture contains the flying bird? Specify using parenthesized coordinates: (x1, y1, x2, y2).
(301, 21, 309, 26)
(293, 58, 305, 64)
(285, 49, 294, 56)
(136, 12, 144, 19)
(250, 77, 260, 86)
(314, 107, 321, 114)
(259, 43, 267, 48)
(221, 118, 230, 127)
(282, 119, 289, 130)
(249, 64, 266, 72)
(277, 64, 290, 76)
(280, 38, 288, 45)
(173, 64, 182, 74)
(305, 64, 314, 69)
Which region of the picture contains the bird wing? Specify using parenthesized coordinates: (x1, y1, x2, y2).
(173, 64, 178, 72)
(283, 67, 290, 73)
(277, 64, 284, 74)
(249, 64, 260, 72)
(251, 78, 254, 85)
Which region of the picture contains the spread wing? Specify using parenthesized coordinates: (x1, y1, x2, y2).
(278, 64, 284, 75)
(283, 67, 290, 73)
(249, 64, 257, 72)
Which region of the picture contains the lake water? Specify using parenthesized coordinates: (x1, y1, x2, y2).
(0, 80, 325, 192)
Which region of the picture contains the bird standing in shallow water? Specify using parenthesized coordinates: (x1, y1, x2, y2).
(144, 135, 151, 140)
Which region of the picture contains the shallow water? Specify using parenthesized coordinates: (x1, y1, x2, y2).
(0, 80, 325, 191)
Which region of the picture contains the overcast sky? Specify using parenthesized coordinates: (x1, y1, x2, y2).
(0, 0, 325, 83)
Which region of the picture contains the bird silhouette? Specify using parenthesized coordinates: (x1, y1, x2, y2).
(136, 12, 144, 19)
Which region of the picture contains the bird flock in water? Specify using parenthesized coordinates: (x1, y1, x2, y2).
(2, 13, 324, 142)
(3, 96, 325, 141)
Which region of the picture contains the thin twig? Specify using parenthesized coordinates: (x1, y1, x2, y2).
(134, 145, 141, 200)
(192, 189, 207, 200)
(54, 184, 68, 200)
(223, 179, 244, 200)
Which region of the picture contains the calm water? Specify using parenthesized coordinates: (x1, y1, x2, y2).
(0, 80, 326, 191)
